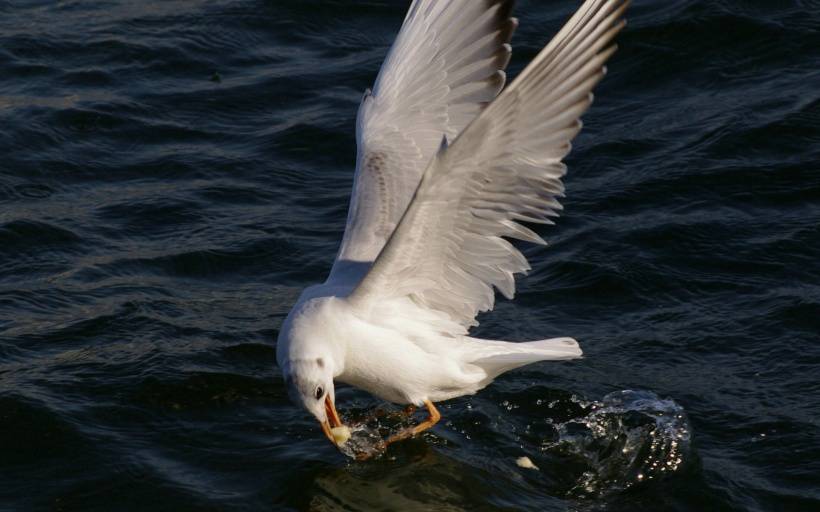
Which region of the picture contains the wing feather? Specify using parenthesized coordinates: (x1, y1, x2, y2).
(330, 1, 517, 281)
(348, 0, 629, 328)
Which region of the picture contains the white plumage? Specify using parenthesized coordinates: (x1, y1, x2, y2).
(331, 0, 517, 274)
(277, 0, 628, 453)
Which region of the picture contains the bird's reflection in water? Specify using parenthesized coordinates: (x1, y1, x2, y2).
(293, 443, 564, 512)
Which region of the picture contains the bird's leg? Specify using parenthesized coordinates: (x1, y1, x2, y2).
(351, 404, 417, 427)
(401, 404, 418, 417)
(352, 403, 433, 461)
(383, 404, 418, 421)
(384, 400, 440, 446)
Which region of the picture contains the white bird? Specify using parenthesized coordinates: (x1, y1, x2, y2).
(277, 0, 628, 455)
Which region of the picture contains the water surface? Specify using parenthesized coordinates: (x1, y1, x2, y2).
(1, 1, 819, 511)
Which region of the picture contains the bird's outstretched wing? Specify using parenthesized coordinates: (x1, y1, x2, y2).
(348, 0, 629, 328)
(329, 0, 517, 281)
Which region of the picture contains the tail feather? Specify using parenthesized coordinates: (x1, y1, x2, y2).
(465, 336, 582, 380)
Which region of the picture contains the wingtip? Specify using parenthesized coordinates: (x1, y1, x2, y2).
(599, 44, 619, 63)
(500, 16, 519, 45)
(490, 69, 507, 92)
(494, 0, 516, 22)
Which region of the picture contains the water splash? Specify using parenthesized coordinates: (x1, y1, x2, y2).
(336, 423, 387, 460)
(543, 390, 691, 498)
(335, 389, 691, 488)
(335, 407, 419, 460)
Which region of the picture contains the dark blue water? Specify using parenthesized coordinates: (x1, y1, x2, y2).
(1, 1, 819, 510)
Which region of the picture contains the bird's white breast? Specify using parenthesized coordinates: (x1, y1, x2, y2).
(333, 299, 486, 405)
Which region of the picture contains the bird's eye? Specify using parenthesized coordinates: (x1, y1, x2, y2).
(314, 386, 324, 400)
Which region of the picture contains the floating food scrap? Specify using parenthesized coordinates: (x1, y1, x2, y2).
(516, 456, 539, 470)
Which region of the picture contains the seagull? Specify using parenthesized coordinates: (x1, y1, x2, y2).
(277, 0, 628, 455)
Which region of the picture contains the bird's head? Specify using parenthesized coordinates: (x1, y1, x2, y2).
(277, 295, 347, 447)
(282, 357, 343, 444)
